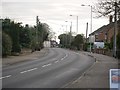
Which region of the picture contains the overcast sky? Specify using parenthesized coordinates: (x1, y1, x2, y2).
(2, 0, 110, 40)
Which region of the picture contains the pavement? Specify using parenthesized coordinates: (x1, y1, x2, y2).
(65, 51, 119, 88)
(2, 48, 49, 67)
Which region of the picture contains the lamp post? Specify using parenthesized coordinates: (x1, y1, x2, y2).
(81, 4, 93, 53)
(65, 20, 72, 45)
(70, 15, 78, 34)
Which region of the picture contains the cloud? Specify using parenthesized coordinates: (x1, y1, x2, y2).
(2, 0, 108, 36)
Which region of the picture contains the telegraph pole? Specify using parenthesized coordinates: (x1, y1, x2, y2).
(69, 22, 72, 45)
(113, 2, 117, 58)
(36, 16, 39, 48)
(77, 16, 78, 34)
(86, 22, 88, 43)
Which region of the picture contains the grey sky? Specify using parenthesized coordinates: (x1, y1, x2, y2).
(2, 0, 109, 40)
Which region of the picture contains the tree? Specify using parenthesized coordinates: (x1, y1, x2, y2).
(19, 24, 31, 48)
(71, 34, 84, 50)
(58, 33, 73, 48)
(34, 22, 50, 50)
(2, 18, 21, 53)
(94, 0, 120, 19)
(2, 32, 12, 56)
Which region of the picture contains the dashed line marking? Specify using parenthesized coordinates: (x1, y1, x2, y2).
(0, 75, 12, 79)
(55, 60, 59, 63)
(42, 63, 52, 67)
(61, 58, 64, 61)
(20, 68, 37, 74)
(73, 52, 79, 55)
(61, 54, 68, 60)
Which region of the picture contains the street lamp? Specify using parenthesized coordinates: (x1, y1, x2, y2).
(65, 20, 72, 45)
(81, 4, 93, 53)
(70, 15, 78, 34)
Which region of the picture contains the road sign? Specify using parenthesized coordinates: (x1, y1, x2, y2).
(110, 69, 120, 90)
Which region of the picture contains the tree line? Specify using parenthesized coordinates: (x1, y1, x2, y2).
(2, 18, 50, 57)
(58, 33, 85, 50)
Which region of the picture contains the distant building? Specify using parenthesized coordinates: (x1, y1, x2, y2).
(43, 41, 51, 48)
(50, 40, 58, 47)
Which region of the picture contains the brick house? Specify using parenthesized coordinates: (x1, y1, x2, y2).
(89, 19, 120, 55)
(90, 20, 120, 44)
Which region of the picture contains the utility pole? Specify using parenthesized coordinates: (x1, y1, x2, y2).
(81, 4, 93, 52)
(113, 1, 118, 58)
(77, 16, 78, 34)
(69, 22, 72, 45)
(90, 5, 92, 53)
(36, 16, 39, 47)
(86, 22, 88, 43)
(65, 24, 67, 46)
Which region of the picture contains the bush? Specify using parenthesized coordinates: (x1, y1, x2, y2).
(2, 32, 12, 56)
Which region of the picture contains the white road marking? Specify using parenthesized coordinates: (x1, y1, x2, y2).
(61, 54, 68, 60)
(42, 63, 52, 67)
(20, 68, 37, 74)
(61, 58, 64, 60)
(74, 52, 79, 55)
(52, 58, 57, 61)
(55, 60, 59, 63)
(0, 75, 12, 79)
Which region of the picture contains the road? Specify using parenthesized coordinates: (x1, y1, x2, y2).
(2, 48, 94, 88)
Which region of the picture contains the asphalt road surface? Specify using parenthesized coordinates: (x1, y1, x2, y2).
(2, 48, 94, 88)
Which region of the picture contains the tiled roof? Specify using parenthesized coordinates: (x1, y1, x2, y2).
(89, 20, 120, 36)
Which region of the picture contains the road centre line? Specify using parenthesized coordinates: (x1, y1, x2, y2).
(42, 63, 52, 68)
(20, 68, 37, 74)
(61, 54, 68, 60)
(54, 60, 59, 63)
(0, 75, 12, 79)
(73, 52, 79, 55)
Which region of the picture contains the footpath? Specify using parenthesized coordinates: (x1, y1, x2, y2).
(2, 48, 49, 67)
(65, 51, 119, 88)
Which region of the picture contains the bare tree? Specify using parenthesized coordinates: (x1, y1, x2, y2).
(94, 0, 120, 19)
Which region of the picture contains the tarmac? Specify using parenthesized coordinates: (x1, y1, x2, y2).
(2, 48, 119, 89)
(65, 51, 119, 89)
(2, 48, 49, 67)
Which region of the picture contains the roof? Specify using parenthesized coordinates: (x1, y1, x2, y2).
(89, 20, 120, 36)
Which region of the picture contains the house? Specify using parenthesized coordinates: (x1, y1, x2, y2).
(89, 19, 120, 45)
(89, 17, 120, 54)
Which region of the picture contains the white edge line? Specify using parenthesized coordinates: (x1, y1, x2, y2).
(0, 75, 12, 79)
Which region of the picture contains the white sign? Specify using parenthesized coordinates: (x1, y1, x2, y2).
(94, 42, 104, 48)
(110, 69, 120, 90)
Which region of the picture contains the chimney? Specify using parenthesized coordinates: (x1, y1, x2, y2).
(109, 15, 113, 23)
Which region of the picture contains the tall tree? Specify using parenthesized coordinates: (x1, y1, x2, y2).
(58, 33, 73, 48)
(71, 34, 84, 50)
(2, 32, 12, 56)
(19, 24, 31, 48)
(94, 0, 120, 19)
(2, 18, 21, 53)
